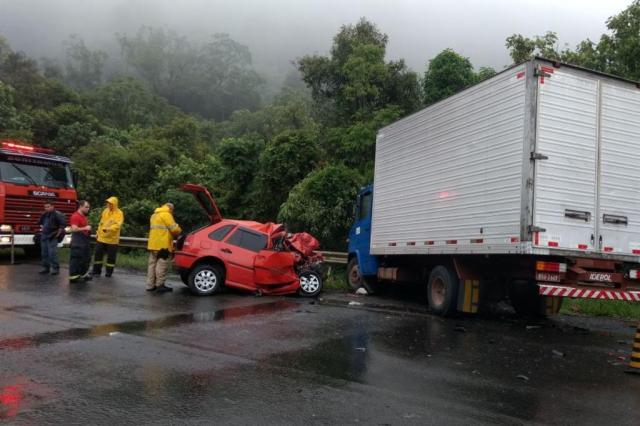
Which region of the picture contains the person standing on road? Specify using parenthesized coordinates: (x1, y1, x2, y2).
(37, 202, 66, 275)
(146, 202, 181, 293)
(92, 196, 124, 278)
(69, 200, 93, 283)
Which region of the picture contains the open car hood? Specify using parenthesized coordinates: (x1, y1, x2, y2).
(180, 183, 223, 224)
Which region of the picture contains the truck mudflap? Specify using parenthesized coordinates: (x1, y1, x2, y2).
(538, 284, 640, 302)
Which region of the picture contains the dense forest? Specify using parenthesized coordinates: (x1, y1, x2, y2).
(1, 1, 639, 250)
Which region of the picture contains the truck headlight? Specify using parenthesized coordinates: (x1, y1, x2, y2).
(0, 236, 11, 243)
(0, 225, 12, 233)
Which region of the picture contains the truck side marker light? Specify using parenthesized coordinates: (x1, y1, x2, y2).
(424, 241, 434, 245)
(510, 237, 519, 243)
(407, 242, 416, 246)
(548, 241, 559, 247)
(578, 244, 588, 250)
(446, 240, 457, 245)
(470, 239, 483, 244)
(633, 249, 640, 255)
(516, 71, 525, 79)
(604, 247, 614, 252)
(388, 242, 396, 247)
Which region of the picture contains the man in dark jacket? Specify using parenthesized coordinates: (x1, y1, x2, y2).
(37, 202, 66, 275)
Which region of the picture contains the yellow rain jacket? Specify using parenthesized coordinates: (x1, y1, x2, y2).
(147, 204, 182, 251)
(97, 196, 125, 245)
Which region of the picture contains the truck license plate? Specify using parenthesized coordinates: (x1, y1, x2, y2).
(536, 272, 560, 282)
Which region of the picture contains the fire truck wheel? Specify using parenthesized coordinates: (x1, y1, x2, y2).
(427, 265, 459, 317)
(508, 279, 546, 318)
(347, 258, 379, 294)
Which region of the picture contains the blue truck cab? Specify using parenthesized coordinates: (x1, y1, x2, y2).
(347, 185, 379, 289)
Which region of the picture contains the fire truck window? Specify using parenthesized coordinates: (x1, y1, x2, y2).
(0, 160, 72, 188)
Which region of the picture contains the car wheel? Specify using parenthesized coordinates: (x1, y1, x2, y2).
(427, 265, 459, 317)
(188, 264, 223, 296)
(298, 270, 323, 297)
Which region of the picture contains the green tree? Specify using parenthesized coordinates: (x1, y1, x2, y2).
(87, 77, 179, 129)
(505, 31, 560, 63)
(278, 165, 363, 250)
(423, 49, 476, 105)
(63, 35, 108, 91)
(298, 18, 420, 124)
(252, 130, 321, 221)
(118, 27, 262, 120)
(214, 137, 264, 217)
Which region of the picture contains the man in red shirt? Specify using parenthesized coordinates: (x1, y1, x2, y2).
(69, 200, 92, 283)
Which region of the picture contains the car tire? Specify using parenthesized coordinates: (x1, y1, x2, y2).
(298, 270, 323, 297)
(427, 265, 459, 317)
(188, 263, 223, 296)
(346, 257, 379, 294)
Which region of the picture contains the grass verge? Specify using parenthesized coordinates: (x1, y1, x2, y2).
(560, 298, 640, 320)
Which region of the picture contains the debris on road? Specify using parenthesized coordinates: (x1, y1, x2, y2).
(517, 374, 530, 382)
(552, 350, 565, 358)
(355, 287, 368, 295)
(348, 301, 363, 306)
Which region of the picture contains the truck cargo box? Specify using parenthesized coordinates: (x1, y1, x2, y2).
(371, 58, 640, 261)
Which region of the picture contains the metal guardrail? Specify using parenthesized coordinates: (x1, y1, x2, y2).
(99, 236, 349, 265)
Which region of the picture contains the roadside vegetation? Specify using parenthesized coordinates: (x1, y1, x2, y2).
(561, 299, 640, 320)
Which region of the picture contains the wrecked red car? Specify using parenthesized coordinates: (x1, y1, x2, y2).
(173, 184, 324, 297)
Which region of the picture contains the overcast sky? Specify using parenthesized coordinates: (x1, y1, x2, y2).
(0, 0, 632, 76)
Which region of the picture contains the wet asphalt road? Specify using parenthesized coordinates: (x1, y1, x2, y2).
(1, 262, 640, 425)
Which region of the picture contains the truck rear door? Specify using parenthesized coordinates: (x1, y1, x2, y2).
(598, 84, 640, 256)
(533, 67, 599, 252)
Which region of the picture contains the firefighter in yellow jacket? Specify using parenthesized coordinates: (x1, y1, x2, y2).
(146, 202, 182, 293)
(92, 196, 124, 277)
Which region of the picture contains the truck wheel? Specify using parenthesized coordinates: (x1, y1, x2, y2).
(188, 264, 224, 296)
(427, 266, 459, 317)
(346, 258, 379, 294)
(508, 280, 546, 318)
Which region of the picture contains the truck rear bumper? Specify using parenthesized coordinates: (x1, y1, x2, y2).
(539, 284, 640, 301)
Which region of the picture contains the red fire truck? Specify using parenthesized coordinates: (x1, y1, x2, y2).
(0, 140, 77, 255)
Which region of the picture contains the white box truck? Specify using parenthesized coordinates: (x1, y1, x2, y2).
(347, 58, 640, 316)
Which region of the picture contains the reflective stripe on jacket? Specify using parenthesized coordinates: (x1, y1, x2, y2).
(97, 196, 124, 245)
(147, 204, 182, 251)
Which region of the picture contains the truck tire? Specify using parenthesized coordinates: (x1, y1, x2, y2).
(508, 280, 546, 318)
(346, 257, 379, 294)
(427, 266, 459, 317)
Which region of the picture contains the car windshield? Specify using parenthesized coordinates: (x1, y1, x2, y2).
(0, 158, 73, 188)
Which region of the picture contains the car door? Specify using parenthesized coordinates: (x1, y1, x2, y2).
(254, 250, 297, 285)
(218, 227, 268, 288)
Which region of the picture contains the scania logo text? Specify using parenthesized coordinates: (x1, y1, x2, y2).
(31, 191, 56, 197)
